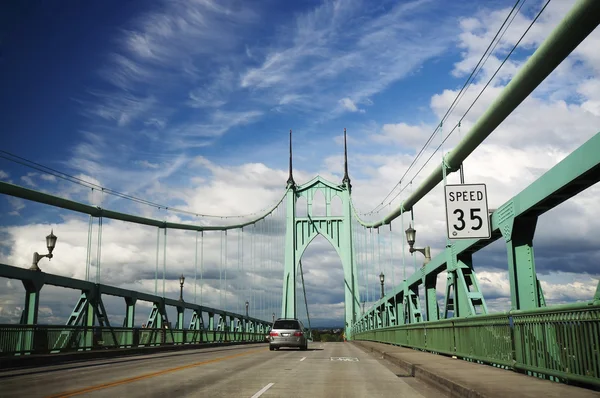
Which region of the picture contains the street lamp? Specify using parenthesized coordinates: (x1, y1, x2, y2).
(379, 272, 385, 299)
(405, 224, 431, 265)
(30, 230, 58, 271)
(245, 301, 249, 317)
(272, 313, 275, 323)
(362, 302, 365, 314)
(179, 274, 185, 301)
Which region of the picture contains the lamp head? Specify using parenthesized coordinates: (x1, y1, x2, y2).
(179, 274, 185, 286)
(46, 230, 57, 254)
(405, 224, 416, 249)
(379, 272, 385, 284)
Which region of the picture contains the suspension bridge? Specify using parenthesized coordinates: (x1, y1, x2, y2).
(1, 0, 600, 397)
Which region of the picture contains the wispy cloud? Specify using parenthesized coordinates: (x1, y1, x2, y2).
(240, 0, 454, 117)
(187, 67, 235, 109)
(82, 0, 261, 150)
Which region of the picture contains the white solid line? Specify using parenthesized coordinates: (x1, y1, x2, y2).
(251, 383, 275, 398)
(300, 357, 306, 361)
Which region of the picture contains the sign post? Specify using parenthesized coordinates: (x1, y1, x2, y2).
(444, 184, 491, 240)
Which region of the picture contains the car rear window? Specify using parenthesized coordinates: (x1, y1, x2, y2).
(273, 320, 300, 329)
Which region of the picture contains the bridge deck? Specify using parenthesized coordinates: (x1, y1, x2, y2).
(0, 342, 442, 398)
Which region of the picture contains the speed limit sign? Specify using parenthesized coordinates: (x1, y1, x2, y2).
(444, 184, 491, 239)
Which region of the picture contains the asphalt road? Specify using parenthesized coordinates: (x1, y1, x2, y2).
(0, 342, 446, 397)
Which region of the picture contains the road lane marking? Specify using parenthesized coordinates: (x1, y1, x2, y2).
(300, 357, 306, 361)
(330, 357, 359, 362)
(45, 348, 265, 398)
(251, 382, 274, 398)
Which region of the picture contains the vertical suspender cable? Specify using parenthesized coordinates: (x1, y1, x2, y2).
(411, 209, 416, 273)
(86, 214, 92, 282)
(237, 228, 241, 315)
(219, 231, 223, 308)
(241, 227, 245, 313)
(200, 231, 204, 305)
(252, 224, 255, 318)
(401, 210, 406, 281)
(364, 227, 369, 305)
(390, 222, 394, 288)
(224, 230, 228, 311)
(163, 227, 167, 298)
(155, 228, 159, 296)
(96, 216, 102, 284)
(377, 228, 382, 288)
(194, 230, 198, 304)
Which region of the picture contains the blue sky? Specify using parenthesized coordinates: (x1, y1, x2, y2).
(1, 0, 503, 182)
(1, 0, 599, 326)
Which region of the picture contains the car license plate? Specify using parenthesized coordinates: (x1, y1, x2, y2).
(282, 333, 290, 337)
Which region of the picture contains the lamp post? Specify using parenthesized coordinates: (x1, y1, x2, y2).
(362, 302, 365, 314)
(379, 272, 385, 299)
(30, 230, 58, 271)
(179, 274, 185, 301)
(272, 313, 275, 323)
(405, 224, 431, 265)
(245, 301, 249, 317)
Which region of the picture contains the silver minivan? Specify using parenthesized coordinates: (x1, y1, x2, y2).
(269, 318, 308, 351)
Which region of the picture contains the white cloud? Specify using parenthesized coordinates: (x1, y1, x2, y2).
(20, 173, 36, 187)
(339, 98, 364, 113)
(40, 173, 57, 182)
(0, 170, 9, 179)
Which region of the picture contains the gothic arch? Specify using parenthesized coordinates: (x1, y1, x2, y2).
(281, 176, 360, 328)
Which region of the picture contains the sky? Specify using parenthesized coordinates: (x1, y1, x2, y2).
(0, 0, 599, 328)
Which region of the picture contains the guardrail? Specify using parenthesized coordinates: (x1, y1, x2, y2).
(0, 324, 267, 356)
(354, 302, 600, 388)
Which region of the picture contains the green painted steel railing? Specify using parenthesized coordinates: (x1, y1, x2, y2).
(354, 302, 600, 388)
(0, 324, 267, 356)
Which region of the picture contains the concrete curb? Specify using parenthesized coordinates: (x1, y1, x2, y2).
(0, 341, 266, 370)
(353, 341, 485, 398)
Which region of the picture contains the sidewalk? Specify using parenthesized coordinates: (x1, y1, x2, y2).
(353, 341, 600, 398)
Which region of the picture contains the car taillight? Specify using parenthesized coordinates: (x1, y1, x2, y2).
(294, 331, 303, 336)
(270, 331, 278, 336)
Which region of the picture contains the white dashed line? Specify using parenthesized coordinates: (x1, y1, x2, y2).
(300, 357, 306, 361)
(251, 383, 274, 398)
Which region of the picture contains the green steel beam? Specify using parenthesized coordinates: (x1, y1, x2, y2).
(407, 132, 600, 293)
(359, 132, 600, 322)
(358, 0, 600, 228)
(0, 181, 287, 231)
(0, 263, 269, 325)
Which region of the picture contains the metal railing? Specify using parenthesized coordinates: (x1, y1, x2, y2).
(0, 324, 267, 356)
(354, 302, 600, 388)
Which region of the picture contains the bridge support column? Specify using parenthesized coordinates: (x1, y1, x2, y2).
(500, 215, 545, 310)
(208, 313, 215, 342)
(21, 277, 44, 326)
(146, 300, 168, 345)
(396, 292, 405, 325)
(189, 310, 204, 343)
(18, 276, 44, 354)
(404, 285, 422, 323)
(282, 189, 297, 319)
(424, 272, 439, 322)
(124, 297, 136, 347)
(443, 249, 487, 318)
(176, 306, 184, 344)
